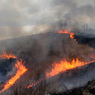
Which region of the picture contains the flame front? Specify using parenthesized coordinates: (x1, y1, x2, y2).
(0, 53, 27, 93)
(57, 29, 75, 40)
(27, 58, 94, 88)
(0, 52, 16, 59)
(57, 30, 69, 34)
(46, 58, 91, 78)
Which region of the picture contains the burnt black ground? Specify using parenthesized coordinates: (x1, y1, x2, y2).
(74, 33, 95, 49)
(51, 79, 95, 95)
(0, 58, 16, 87)
(0, 58, 16, 76)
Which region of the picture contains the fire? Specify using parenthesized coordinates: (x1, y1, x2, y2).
(57, 29, 75, 41)
(0, 52, 16, 59)
(27, 58, 94, 88)
(27, 78, 45, 88)
(58, 30, 69, 34)
(46, 58, 92, 78)
(70, 32, 75, 39)
(0, 52, 27, 93)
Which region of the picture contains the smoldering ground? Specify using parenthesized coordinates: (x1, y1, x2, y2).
(0, 31, 95, 94)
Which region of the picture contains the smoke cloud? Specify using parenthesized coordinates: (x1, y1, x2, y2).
(0, 0, 95, 40)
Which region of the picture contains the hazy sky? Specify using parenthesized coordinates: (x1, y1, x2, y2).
(0, 0, 95, 40)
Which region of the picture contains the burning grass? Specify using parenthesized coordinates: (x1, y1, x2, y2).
(0, 31, 95, 94)
(0, 53, 27, 93)
(45, 58, 94, 78)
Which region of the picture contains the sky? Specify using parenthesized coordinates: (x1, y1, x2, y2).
(0, 0, 95, 40)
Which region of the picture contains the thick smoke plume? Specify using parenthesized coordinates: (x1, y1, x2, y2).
(0, 0, 95, 40)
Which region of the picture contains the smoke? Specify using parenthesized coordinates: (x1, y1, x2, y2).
(0, 31, 95, 94)
(0, 0, 95, 94)
(0, 0, 95, 40)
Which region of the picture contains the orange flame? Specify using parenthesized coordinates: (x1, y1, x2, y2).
(27, 58, 94, 88)
(0, 52, 16, 59)
(27, 78, 46, 88)
(57, 29, 76, 42)
(46, 58, 92, 78)
(70, 32, 75, 39)
(0, 53, 27, 93)
(91, 54, 95, 59)
(58, 30, 69, 34)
